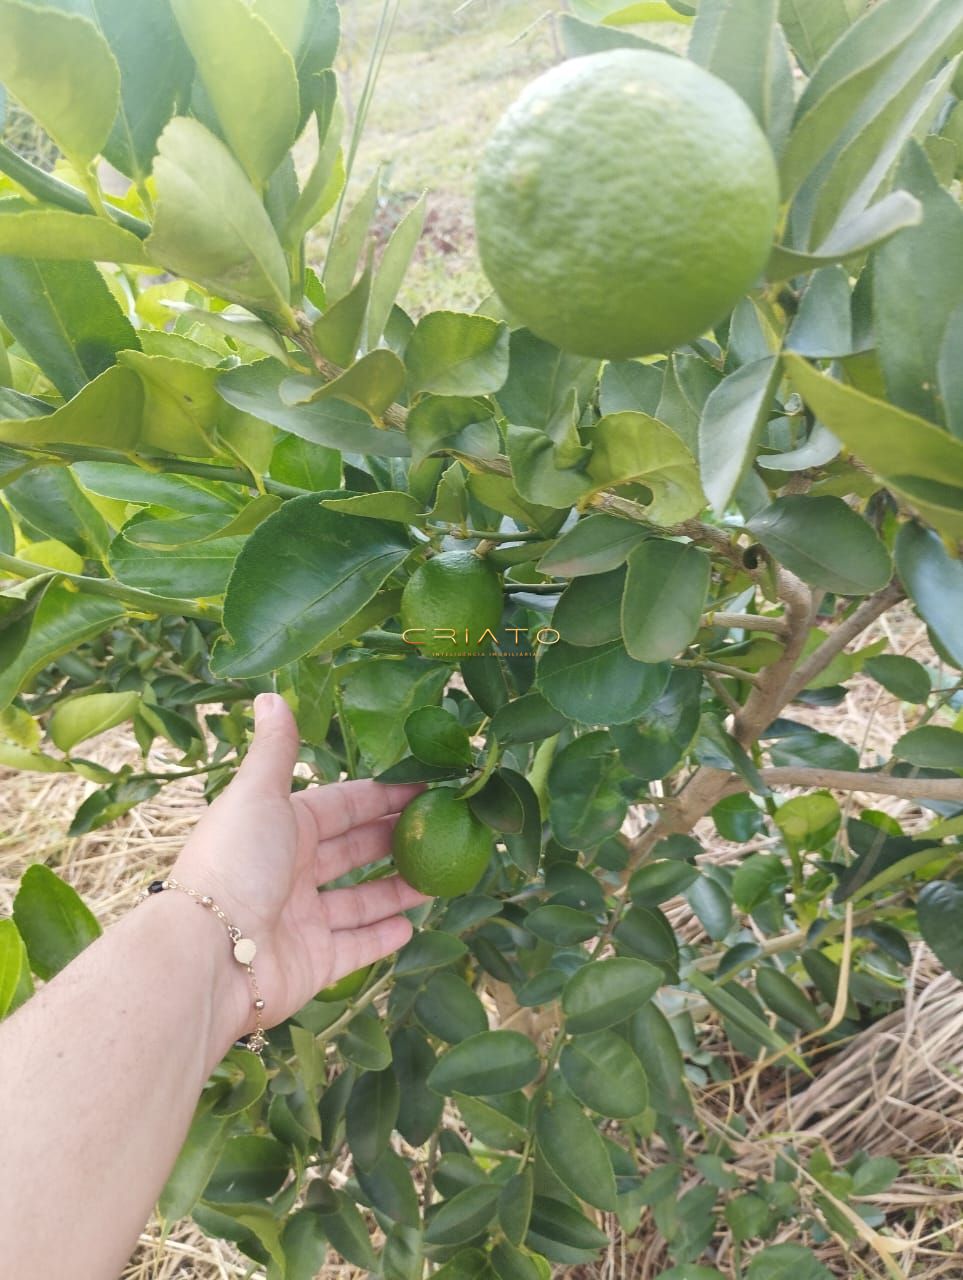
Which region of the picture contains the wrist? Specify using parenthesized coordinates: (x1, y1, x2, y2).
(137, 886, 254, 1072)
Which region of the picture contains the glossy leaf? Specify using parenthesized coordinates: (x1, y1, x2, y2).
(428, 1030, 541, 1096)
(425, 1184, 500, 1246)
(864, 653, 931, 704)
(49, 690, 140, 753)
(622, 539, 711, 662)
(146, 118, 292, 317)
(172, 0, 300, 189)
(536, 1093, 618, 1211)
(537, 513, 648, 578)
(12, 864, 101, 981)
(0, 208, 149, 264)
(586, 411, 705, 525)
(537, 639, 669, 726)
(894, 522, 963, 668)
(0, 918, 32, 1019)
(404, 705, 473, 768)
(215, 495, 410, 676)
(562, 956, 662, 1033)
(414, 971, 488, 1044)
(406, 311, 510, 397)
(159, 1109, 231, 1223)
(346, 1067, 399, 1171)
(699, 357, 780, 516)
(0, 0, 119, 167)
(746, 1244, 833, 1280)
(893, 726, 963, 771)
(559, 1030, 649, 1118)
(747, 495, 891, 595)
(203, 1134, 291, 1204)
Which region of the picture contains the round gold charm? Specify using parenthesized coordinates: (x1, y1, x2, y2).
(233, 937, 257, 965)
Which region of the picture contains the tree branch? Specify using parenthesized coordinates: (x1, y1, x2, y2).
(733, 566, 815, 745)
(726, 766, 963, 804)
(782, 581, 905, 704)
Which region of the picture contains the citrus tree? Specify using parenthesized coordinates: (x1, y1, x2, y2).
(2, 0, 963, 1276)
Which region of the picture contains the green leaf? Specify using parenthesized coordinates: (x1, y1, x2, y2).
(864, 653, 931, 704)
(622, 539, 710, 662)
(687, 971, 805, 1068)
(536, 1093, 618, 1211)
(873, 144, 963, 428)
(0, 366, 144, 455)
(0, 206, 150, 264)
(394, 930, 468, 978)
(773, 791, 841, 851)
(491, 691, 568, 745)
(731, 854, 788, 913)
(0, 584, 124, 710)
(562, 956, 661, 1034)
(219, 360, 410, 457)
(0, 918, 32, 1018)
(586, 412, 705, 525)
(406, 311, 510, 398)
(314, 1191, 378, 1270)
(689, 0, 779, 133)
(425, 1184, 500, 1246)
(12, 863, 101, 980)
(204, 1134, 291, 1204)
(428, 1030, 541, 1096)
(499, 1170, 534, 1245)
(747, 495, 891, 595)
(455, 1093, 528, 1150)
(526, 905, 598, 946)
(339, 1011, 392, 1070)
(323, 167, 379, 302)
(415, 970, 488, 1044)
(628, 859, 699, 905)
(756, 967, 823, 1032)
(537, 639, 670, 726)
(610, 667, 702, 782)
(49, 691, 140, 753)
(552, 567, 625, 647)
(851, 1156, 900, 1195)
(537, 514, 648, 578)
(358, 1152, 420, 1228)
(0, 257, 139, 399)
(894, 522, 963, 669)
(404, 706, 473, 768)
(283, 350, 406, 423)
(699, 357, 780, 517)
(214, 495, 410, 677)
(778, 0, 855, 71)
(490, 1241, 543, 1280)
(343, 658, 448, 774)
(39, 0, 193, 184)
(769, 193, 924, 282)
(745, 1243, 833, 1280)
(391, 1026, 443, 1147)
(145, 118, 292, 317)
(346, 1067, 399, 1172)
(627, 1002, 694, 1121)
(559, 1030, 649, 1118)
(0, 0, 119, 168)
(172, 0, 300, 189)
(159, 1108, 231, 1223)
(209, 1048, 269, 1119)
(368, 192, 427, 347)
(108, 515, 244, 599)
(527, 1195, 608, 1259)
(280, 1208, 329, 1280)
(548, 731, 627, 850)
(893, 726, 963, 771)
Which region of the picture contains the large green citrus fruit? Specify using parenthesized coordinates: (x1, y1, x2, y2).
(400, 550, 503, 657)
(392, 788, 494, 897)
(474, 49, 780, 359)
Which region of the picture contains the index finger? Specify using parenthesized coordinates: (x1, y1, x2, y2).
(293, 778, 424, 842)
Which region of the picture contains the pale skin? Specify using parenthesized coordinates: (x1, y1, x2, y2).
(0, 692, 430, 1280)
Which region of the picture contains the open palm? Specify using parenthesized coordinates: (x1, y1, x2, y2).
(169, 693, 429, 1039)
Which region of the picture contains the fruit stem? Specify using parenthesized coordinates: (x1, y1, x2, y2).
(460, 739, 502, 799)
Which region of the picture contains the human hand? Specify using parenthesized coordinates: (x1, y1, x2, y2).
(167, 693, 430, 1043)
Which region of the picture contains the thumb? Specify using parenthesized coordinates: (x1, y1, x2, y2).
(235, 693, 300, 797)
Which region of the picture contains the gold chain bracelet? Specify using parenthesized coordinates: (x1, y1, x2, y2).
(140, 877, 268, 1055)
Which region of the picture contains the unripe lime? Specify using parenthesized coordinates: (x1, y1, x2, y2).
(316, 964, 373, 1002)
(392, 788, 494, 897)
(475, 49, 780, 359)
(400, 550, 503, 658)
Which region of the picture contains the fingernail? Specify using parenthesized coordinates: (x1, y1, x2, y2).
(254, 692, 279, 722)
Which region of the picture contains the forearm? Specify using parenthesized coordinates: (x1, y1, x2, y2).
(0, 890, 247, 1280)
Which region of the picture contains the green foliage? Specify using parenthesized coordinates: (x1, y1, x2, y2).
(1, 0, 963, 1273)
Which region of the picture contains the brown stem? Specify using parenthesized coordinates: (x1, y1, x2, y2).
(782, 581, 904, 704)
(733, 566, 815, 745)
(720, 767, 963, 804)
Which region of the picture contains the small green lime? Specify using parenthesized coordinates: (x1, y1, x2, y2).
(392, 788, 494, 897)
(400, 550, 503, 658)
(316, 964, 372, 1002)
(474, 48, 779, 359)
